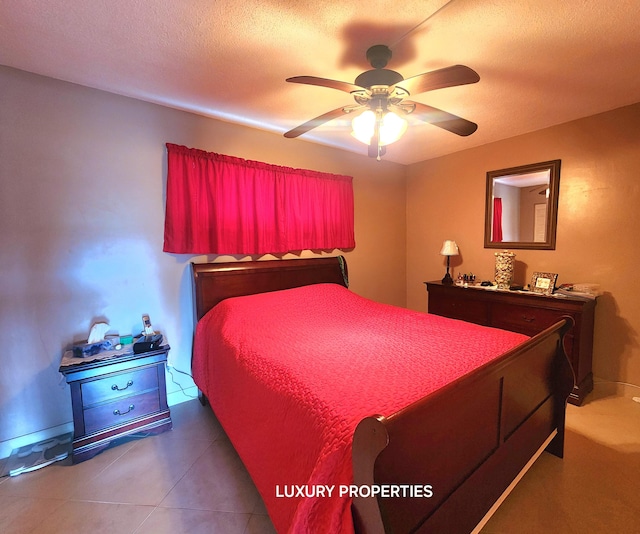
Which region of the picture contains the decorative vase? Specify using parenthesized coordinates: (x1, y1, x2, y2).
(495, 251, 515, 289)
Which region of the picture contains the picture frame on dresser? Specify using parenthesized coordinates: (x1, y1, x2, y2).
(531, 272, 558, 295)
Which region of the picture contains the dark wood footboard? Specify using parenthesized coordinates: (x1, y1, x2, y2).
(352, 317, 574, 534)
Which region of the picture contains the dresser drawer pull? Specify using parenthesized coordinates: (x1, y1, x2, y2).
(111, 380, 134, 391)
(113, 404, 135, 416)
(522, 315, 536, 322)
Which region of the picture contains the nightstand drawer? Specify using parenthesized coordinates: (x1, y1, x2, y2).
(81, 366, 158, 407)
(491, 303, 572, 335)
(83, 390, 161, 434)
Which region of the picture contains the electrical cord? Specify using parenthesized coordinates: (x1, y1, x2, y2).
(166, 365, 199, 399)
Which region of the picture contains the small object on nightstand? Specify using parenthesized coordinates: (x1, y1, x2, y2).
(72, 340, 113, 358)
(120, 334, 134, 345)
(133, 334, 163, 353)
(142, 314, 155, 335)
(105, 334, 122, 350)
(72, 322, 115, 357)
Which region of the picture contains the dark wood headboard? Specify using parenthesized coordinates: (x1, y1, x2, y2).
(191, 256, 349, 321)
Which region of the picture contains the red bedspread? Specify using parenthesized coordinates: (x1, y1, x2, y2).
(192, 283, 529, 533)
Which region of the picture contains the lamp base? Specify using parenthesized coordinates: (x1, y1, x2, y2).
(442, 272, 454, 285)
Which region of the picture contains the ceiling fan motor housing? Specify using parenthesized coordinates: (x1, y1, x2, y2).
(354, 69, 404, 89)
(366, 44, 392, 68)
(355, 45, 404, 89)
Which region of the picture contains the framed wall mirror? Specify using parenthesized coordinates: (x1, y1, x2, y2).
(484, 159, 561, 250)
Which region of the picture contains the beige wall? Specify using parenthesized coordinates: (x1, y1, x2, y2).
(0, 66, 406, 454)
(407, 102, 640, 391)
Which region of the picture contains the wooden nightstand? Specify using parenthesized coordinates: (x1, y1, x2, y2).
(60, 343, 172, 463)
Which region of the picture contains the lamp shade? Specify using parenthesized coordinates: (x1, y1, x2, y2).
(440, 240, 459, 256)
(352, 110, 407, 146)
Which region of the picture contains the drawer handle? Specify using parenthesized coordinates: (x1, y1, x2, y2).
(111, 380, 134, 391)
(522, 315, 536, 322)
(113, 404, 135, 416)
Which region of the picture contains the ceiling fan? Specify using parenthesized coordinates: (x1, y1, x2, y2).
(528, 184, 549, 195)
(284, 44, 480, 159)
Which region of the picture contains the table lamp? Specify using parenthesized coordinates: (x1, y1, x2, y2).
(440, 240, 459, 284)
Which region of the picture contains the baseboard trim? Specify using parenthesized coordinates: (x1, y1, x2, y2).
(0, 422, 74, 461)
(470, 430, 557, 533)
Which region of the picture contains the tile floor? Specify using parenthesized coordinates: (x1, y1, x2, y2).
(1, 388, 638, 534)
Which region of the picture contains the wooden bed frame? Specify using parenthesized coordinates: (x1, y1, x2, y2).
(191, 256, 574, 534)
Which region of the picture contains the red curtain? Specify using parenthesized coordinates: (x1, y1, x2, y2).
(492, 197, 503, 242)
(163, 144, 355, 254)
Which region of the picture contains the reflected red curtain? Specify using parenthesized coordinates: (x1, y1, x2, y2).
(163, 144, 355, 254)
(492, 197, 503, 242)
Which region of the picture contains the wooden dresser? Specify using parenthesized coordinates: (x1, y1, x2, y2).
(425, 281, 596, 405)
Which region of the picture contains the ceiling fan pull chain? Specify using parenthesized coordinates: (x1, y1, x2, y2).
(375, 116, 382, 161)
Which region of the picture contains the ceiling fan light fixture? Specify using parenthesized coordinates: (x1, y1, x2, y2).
(284, 44, 479, 156)
(351, 110, 407, 146)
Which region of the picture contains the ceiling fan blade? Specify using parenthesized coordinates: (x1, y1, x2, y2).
(286, 76, 365, 94)
(396, 65, 480, 96)
(409, 101, 478, 136)
(284, 106, 356, 138)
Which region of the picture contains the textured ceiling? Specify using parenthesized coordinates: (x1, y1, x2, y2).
(2, 0, 640, 165)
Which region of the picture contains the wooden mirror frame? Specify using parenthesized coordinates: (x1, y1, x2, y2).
(484, 159, 561, 250)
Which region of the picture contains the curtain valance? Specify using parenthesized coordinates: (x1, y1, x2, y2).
(163, 144, 355, 255)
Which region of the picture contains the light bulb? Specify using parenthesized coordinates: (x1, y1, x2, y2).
(351, 110, 407, 146)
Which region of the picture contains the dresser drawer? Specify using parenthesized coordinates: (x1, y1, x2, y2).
(429, 294, 489, 325)
(83, 390, 161, 434)
(81, 366, 159, 407)
(491, 302, 573, 335)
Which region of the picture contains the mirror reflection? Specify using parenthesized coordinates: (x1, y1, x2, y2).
(484, 160, 561, 250)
